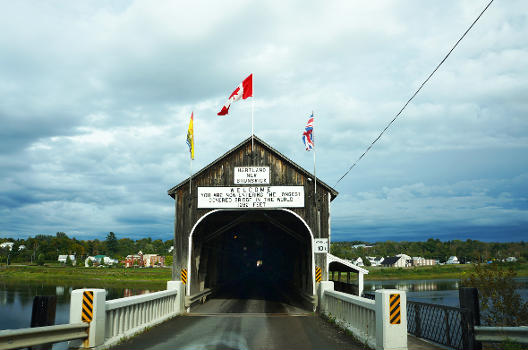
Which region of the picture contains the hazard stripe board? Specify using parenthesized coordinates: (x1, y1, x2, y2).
(81, 291, 94, 323)
(389, 293, 401, 324)
(181, 268, 187, 284)
(315, 266, 322, 283)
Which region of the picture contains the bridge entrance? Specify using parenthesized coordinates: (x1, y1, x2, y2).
(168, 136, 338, 310)
(187, 209, 314, 304)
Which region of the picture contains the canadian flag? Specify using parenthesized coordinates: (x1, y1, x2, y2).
(217, 74, 253, 116)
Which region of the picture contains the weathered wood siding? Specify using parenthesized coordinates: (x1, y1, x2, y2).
(170, 137, 335, 284)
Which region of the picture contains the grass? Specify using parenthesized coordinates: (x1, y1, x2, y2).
(0, 264, 172, 289)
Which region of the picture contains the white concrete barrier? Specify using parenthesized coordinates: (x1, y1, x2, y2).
(375, 289, 407, 350)
(69, 289, 106, 348)
(319, 284, 408, 350)
(69, 281, 185, 349)
(320, 282, 376, 348)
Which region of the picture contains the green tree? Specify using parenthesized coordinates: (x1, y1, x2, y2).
(105, 232, 118, 255)
(463, 263, 528, 326)
(37, 253, 45, 266)
(363, 257, 371, 266)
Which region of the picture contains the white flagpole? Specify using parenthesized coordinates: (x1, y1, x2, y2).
(313, 111, 317, 198)
(251, 78, 255, 154)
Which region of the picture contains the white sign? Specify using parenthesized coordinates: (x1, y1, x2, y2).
(234, 166, 270, 185)
(198, 186, 304, 209)
(314, 238, 328, 254)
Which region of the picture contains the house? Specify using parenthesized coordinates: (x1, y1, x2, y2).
(94, 255, 118, 265)
(351, 257, 364, 267)
(351, 244, 373, 249)
(366, 256, 384, 266)
(124, 251, 165, 267)
(85, 255, 118, 267)
(412, 257, 437, 266)
(505, 257, 518, 263)
(143, 254, 165, 267)
(85, 256, 96, 267)
(58, 254, 76, 265)
(381, 256, 411, 268)
(446, 256, 460, 264)
(0, 242, 14, 251)
(396, 253, 412, 266)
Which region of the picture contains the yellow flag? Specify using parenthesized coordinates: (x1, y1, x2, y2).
(186, 112, 194, 160)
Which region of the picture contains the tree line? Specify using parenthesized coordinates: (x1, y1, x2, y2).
(330, 238, 528, 263)
(0, 232, 172, 264)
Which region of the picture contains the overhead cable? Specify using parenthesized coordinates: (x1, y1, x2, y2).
(334, 0, 495, 187)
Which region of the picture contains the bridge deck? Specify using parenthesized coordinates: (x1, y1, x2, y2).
(108, 312, 364, 350)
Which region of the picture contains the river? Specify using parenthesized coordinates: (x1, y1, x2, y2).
(364, 277, 528, 307)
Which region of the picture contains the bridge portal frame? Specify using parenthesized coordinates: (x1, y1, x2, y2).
(168, 135, 339, 300)
(185, 208, 317, 296)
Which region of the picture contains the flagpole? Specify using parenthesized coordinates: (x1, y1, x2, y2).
(251, 80, 255, 157)
(313, 111, 317, 199)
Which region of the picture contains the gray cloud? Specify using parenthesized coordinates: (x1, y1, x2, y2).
(0, 0, 527, 241)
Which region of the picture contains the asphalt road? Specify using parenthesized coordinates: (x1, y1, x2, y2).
(110, 276, 365, 350)
(109, 312, 365, 350)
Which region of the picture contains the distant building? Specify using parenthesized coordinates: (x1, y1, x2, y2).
(58, 254, 76, 265)
(412, 257, 436, 266)
(0, 242, 14, 251)
(351, 244, 373, 249)
(505, 257, 518, 263)
(366, 256, 384, 266)
(446, 256, 460, 264)
(381, 256, 410, 268)
(351, 257, 364, 267)
(85, 255, 118, 267)
(123, 251, 165, 268)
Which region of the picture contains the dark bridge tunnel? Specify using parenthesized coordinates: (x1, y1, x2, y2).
(188, 210, 314, 308)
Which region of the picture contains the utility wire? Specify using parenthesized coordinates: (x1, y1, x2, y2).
(334, 0, 495, 187)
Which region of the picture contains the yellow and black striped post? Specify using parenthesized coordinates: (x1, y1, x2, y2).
(315, 266, 322, 282)
(389, 293, 401, 324)
(180, 268, 187, 284)
(81, 291, 94, 323)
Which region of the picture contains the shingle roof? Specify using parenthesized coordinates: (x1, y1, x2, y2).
(167, 135, 338, 199)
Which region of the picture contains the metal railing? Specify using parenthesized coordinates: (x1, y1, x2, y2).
(105, 288, 180, 346)
(322, 289, 376, 348)
(475, 326, 528, 344)
(184, 288, 212, 308)
(407, 300, 473, 350)
(0, 323, 88, 350)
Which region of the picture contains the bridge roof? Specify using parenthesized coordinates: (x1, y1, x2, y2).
(167, 135, 338, 199)
(327, 253, 369, 274)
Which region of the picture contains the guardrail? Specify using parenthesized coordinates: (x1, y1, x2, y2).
(407, 300, 473, 350)
(104, 288, 182, 347)
(0, 323, 88, 350)
(475, 326, 528, 344)
(185, 288, 212, 308)
(322, 289, 376, 348)
(319, 281, 407, 350)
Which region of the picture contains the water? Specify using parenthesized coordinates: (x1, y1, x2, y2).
(0, 281, 157, 331)
(364, 277, 528, 307)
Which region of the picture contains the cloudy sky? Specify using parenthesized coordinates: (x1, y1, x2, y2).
(1, 0, 526, 243)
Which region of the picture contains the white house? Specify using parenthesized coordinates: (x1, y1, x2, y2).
(382, 255, 413, 268)
(351, 257, 364, 267)
(505, 257, 518, 263)
(58, 254, 76, 265)
(446, 256, 460, 264)
(0, 242, 14, 251)
(412, 257, 437, 266)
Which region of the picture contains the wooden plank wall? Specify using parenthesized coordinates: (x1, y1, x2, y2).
(171, 140, 332, 288)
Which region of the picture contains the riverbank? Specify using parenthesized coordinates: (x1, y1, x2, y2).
(0, 265, 172, 289)
(363, 262, 528, 280)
